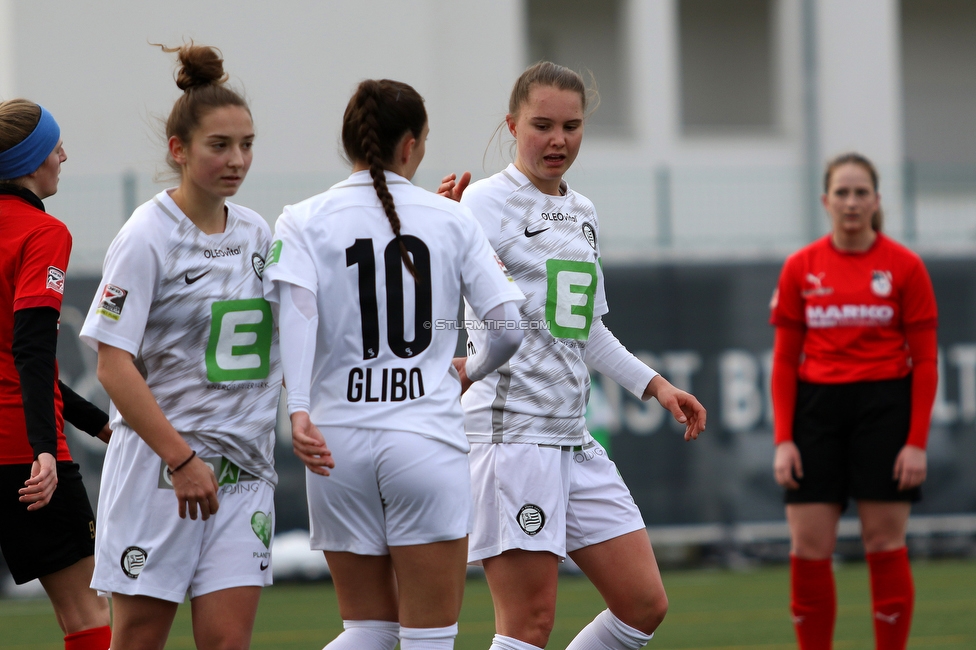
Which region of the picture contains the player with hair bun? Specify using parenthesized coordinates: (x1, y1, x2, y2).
(1, 98, 112, 650)
(263, 78, 524, 650)
(80, 43, 281, 649)
(771, 153, 938, 650)
(438, 61, 706, 650)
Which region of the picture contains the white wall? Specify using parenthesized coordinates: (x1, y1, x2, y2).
(6, 0, 971, 272)
(816, 0, 905, 233)
(11, 0, 524, 178)
(0, 0, 14, 100)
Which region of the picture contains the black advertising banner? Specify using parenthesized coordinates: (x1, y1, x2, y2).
(56, 258, 976, 531)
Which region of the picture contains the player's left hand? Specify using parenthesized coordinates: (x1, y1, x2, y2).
(437, 172, 471, 202)
(19, 452, 58, 511)
(644, 375, 707, 441)
(893, 444, 926, 491)
(452, 356, 473, 394)
(291, 411, 335, 476)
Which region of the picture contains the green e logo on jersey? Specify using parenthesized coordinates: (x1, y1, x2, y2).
(545, 259, 597, 340)
(205, 299, 273, 382)
(265, 240, 282, 267)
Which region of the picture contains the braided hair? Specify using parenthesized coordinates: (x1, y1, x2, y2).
(342, 79, 427, 278)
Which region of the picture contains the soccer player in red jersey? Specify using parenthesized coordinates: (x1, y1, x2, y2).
(0, 99, 112, 650)
(770, 153, 938, 650)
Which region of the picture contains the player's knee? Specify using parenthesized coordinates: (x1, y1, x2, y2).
(616, 588, 668, 634)
(508, 603, 556, 647)
(53, 593, 111, 635)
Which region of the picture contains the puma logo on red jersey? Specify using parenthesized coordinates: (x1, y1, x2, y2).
(802, 272, 833, 297)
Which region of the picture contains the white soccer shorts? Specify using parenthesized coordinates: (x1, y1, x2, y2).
(468, 439, 644, 563)
(307, 427, 471, 555)
(92, 427, 275, 602)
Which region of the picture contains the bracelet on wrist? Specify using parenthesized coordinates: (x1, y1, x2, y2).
(166, 450, 196, 478)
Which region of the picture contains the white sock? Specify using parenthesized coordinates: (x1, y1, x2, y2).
(399, 623, 458, 650)
(323, 619, 399, 650)
(488, 634, 544, 650)
(565, 609, 654, 649)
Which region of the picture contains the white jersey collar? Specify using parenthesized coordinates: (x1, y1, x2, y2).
(503, 163, 570, 197)
(153, 188, 239, 234)
(334, 169, 413, 190)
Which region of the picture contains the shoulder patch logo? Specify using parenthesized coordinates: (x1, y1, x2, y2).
(581, 222, 597, 250)
(251, 252, 266, 280)
(516, 504, 546, 536)
(120, 546, 147, 579)
(871, 270, 893, 297)
(46, 266, 65, 294)
(95, 284, 128, 321)
(266, 240, 282, 267)
(493, 253, 515, 282)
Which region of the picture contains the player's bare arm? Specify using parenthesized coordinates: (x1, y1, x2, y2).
(96, 342, 218, 520)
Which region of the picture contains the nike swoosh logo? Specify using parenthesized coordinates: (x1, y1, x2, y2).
(260, 560, 269, 571)
(184, 270, 211, 285)
(524, 226, 549, 238)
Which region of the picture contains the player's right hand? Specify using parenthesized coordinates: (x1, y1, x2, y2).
(172, 456, 219, 520)
(291, 411, 335, 476)
(773, 441, 803, 490)
(437, 172, 471, 202)
(19, 452, 58, 511)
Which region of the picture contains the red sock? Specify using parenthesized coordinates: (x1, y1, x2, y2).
(64, 625, 111, 650)
(791, 555, 836, 650)
(867, 547, 914, 650)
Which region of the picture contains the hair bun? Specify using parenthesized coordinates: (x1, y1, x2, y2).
(168, 43, 228, 91)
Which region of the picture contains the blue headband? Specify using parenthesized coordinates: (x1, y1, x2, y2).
(0, 105, 61, 180)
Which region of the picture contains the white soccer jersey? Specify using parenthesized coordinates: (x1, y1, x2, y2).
(263, 170, 523, 452)
(461, 164, 609, 445)
(80, 190, 281, 484)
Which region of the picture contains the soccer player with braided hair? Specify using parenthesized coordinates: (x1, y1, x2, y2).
(264, 78, 524, 650)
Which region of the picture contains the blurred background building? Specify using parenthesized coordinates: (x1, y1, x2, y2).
(1, 0, 974, 554)
(2, 0, 974, 270)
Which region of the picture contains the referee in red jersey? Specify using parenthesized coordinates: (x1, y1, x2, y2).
(0, 99, 111, 650)
(770, 153, 938, 650)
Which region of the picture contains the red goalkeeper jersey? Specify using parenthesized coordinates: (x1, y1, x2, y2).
(770, 233, 937, 385)
(0, 189, 71, 464)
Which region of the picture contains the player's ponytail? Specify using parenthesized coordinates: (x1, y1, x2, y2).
(341, 79, 427, 280)
(156, 42, 250, 175)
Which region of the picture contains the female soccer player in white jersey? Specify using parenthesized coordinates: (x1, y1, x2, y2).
(263, 79, 524, 650)
(439, 62, 707, 650)
(79, 44, 281, 650)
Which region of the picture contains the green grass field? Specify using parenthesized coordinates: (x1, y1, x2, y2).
(3, 558, 974, 649)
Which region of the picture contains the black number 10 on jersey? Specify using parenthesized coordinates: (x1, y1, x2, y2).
(345, 236, 432, 403)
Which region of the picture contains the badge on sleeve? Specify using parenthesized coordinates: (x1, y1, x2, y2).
(96, 284, 128, 321)
(46, 266, 65, 294)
